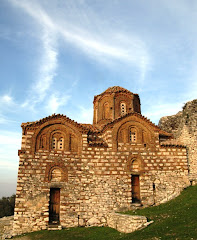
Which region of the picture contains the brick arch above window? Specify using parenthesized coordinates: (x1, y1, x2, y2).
(126, 154, 144, 174)
(34, 121, 82, 154)
(45, 162, 68, 183)
(112, 115, 155, 151)
(117, 124, 140, 144)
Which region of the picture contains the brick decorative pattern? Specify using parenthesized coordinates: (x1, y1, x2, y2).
(13, 87, 190, 235)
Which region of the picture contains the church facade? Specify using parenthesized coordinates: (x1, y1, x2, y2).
(13, 87, 190, 234)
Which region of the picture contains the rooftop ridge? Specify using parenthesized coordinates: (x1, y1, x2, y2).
(21, 113, 91, 132)
(100, 112, 172, 136)
(94, 86, 139, 101)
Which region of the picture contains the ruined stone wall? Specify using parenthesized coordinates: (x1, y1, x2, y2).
(107, 213, 148, 233)
(159, 99, 197, 182)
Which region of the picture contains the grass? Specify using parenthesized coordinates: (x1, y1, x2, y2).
(14, 185, 197, 240)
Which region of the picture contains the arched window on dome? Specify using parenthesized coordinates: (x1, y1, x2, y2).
(103, 102, 110, 119)
(129, 128, 137, 143)
(120, 102, 126, 116)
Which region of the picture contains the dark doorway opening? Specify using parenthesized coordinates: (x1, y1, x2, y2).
(49, 188, 60, 224)
(131, 175, 140, 203)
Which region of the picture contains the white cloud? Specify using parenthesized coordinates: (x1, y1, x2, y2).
(0, 94, 20, 119)
(8, 0, 58, 108)
(9, 0, 151, 88)
(33, 29, 58, 101)
(59, 25, 151, 80)
(2, 95, 12, 103)
(0, 94, 14, 106)
(144, 102, 183, 124)
(46, 94, 71, 114)
(76, 106, 93, 124)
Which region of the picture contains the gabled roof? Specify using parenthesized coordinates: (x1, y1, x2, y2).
(21, 111, 171, 137)
(100, 112, 172, 136)
(21, 114, 91, 133)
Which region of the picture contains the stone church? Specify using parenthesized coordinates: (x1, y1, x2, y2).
(13, 86, 190, 234)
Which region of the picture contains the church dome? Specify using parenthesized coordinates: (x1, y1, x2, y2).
(93, 86, 141, 127)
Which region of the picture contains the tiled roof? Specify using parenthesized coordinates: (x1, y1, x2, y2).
(100, 112, 172, 136)
(80, 124, 100, 132)
(160, 139, 186, 147)
(21, 111, 172, 137)
(94, 86, 139, 101)
(21, 114, 90, 132)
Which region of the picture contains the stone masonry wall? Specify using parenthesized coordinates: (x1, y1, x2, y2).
(13, 126, 190, 236)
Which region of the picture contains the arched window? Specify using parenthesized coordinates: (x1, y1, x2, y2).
(120, 102, 126, 116)
(103, 102, 110, 119)
(58, 137, 64, 150)
(130, 128, 137, 142)
(52, 137, 57, 149)
(95, 107, 98, 123)
(39, 135, 46, 149)
(51, 168, 62, 181)
(131, 159, 139, 172)
(52, 133, 64, 150)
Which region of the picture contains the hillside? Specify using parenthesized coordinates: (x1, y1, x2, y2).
(12, 185, 197, 240)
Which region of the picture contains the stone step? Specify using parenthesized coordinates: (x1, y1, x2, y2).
(130, 203, 143, 210)
(48, 225, 62, 231)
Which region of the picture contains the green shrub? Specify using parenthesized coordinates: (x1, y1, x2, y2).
(0, 194, 15, 218)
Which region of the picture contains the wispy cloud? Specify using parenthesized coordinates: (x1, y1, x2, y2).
(9, 0, 151, 91)
(76, 106, 93, 124)
(33, 29, 58, 102)
(59, 26, 151, 81)
(9, 0, 58, 109)
(144, 102, 184, 124)
(45, 93, 71, 114)
(0, 94, 14, 105)
(0, 93, 19, 116)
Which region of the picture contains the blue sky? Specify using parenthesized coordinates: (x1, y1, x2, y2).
(0, 0, 197, 197)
